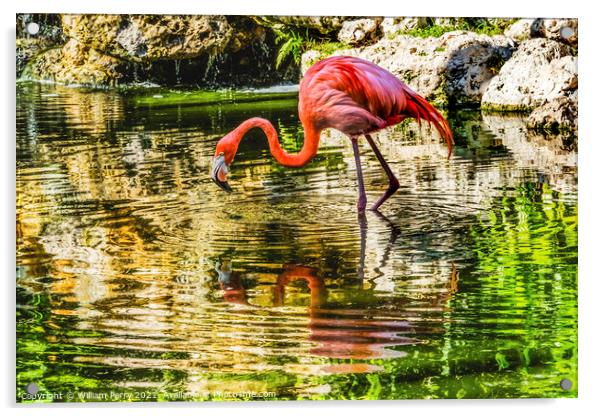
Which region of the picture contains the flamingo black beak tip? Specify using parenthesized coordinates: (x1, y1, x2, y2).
(212, 176, 233, 193)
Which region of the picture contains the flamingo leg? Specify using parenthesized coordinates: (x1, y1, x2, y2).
(365, 134, 400, 211)
(357, 213, 367, 282)
(351, 137, 367, 214)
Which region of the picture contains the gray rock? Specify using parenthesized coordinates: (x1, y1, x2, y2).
(540, 18, 578, 47)
(115, 21, 148, 58)
(301, 50, 323, 74)
(337, 18, 382, 46)
(380, 17, 428, 37)
(504, 19, 543, 42)
(302, 30, 515, 107)
(16, 14, 65, 77)
(482, 38, 576, 111)
(433, 17, 458, 27)
(504, 18, 577, 47)
(252, 16, 356, 35)
(527, 94, 578, 131)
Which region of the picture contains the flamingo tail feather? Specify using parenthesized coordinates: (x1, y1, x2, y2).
(403, 88, 454, 159)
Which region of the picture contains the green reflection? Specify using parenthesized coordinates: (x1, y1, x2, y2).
(16, 82, 577, 401)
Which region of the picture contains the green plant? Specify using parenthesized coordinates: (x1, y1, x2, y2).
(275, 29, 308, 69)
(274, 29, 346, 69)
(312, 41, 346, 56)
(400, 24, 452, 39)
(396, 18, 519, 39)
(472, 18, 518, 36)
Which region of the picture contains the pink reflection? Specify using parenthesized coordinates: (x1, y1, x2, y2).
(274, 265, 411, 359)
(217, 262, 459, 360)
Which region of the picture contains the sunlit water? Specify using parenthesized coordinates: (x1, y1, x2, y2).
(16, 82, 577, 401)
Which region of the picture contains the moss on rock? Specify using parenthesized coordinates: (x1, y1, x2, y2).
(481, 102, 533, 113)
(21, 40, 128, 87)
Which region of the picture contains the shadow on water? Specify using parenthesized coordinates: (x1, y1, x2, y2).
(16, 82, 577, 401)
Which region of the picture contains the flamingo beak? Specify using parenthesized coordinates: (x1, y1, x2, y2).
(211, 154, 233, 193)
(215, 260, 233, 287)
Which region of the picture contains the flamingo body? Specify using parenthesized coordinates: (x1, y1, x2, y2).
(299, 56, 452, 148)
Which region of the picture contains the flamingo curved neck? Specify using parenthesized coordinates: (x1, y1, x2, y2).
(231, 117, 320, 168)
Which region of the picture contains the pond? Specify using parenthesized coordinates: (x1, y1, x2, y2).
(16, 81, 578, 401)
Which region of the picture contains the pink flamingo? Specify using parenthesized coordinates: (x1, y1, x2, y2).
(211, 56, 454, 213)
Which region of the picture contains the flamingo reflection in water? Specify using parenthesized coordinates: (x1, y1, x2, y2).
(215, 215, 459, 360)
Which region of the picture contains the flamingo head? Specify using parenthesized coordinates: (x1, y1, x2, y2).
(211, 137, 237, 193)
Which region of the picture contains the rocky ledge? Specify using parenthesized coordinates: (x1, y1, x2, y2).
(302, 31, 515, 108)
(18, 14, 296, 87)
(301, 17, 577, 132)
(482, 38, 577, 132)
(17, 15, 577, 132)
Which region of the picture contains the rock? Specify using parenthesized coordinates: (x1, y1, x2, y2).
(16, 14, 65, 77)
(482, 38, 576, 111)
(504, 19, 543, 42)
(433, 17, 458, 27)
(431, 17, 495, 28)
(60, 15, 119, 55)
(21, 40, 128, 86)
(114, 21, 148, 59)
(337, 18, 382, 46)
(61, 14, 261, 61)
(540, 18, 578, 47)
(252, 16, 356, 35)
(302, 31, 515, 107)
(504, 18, 577, 47)
(227, 18, 269, 53)
(527, 95, 578, 132)
(484, 18, 517, 27)
(20, 15, 283, 87)
(301, 50, 323, 74)
(16, 38, 56, 77)
(380, 17, 429, 37)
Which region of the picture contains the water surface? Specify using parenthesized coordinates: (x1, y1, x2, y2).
(16, 82, 577, 401)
